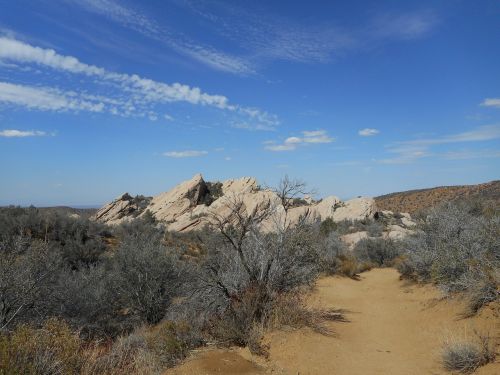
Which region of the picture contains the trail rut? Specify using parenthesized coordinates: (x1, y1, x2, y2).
(166, 268, 499, 375)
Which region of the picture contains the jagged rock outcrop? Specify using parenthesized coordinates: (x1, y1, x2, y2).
(331, 197, 376, 222)
(144, 174, 209, 223)
(92, 193, 151, 225)
(92, 174, 377, 231)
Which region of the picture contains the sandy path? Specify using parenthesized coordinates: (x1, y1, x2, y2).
(166, 268, 499, 375)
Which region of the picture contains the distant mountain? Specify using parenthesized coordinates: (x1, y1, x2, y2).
(38, 206, 98, 219)
(375, 181, 500, 214)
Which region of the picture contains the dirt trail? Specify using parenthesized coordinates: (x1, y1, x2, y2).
(166, 268, 499, 375)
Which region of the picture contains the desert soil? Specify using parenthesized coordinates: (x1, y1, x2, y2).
(165, 268, 499, 375)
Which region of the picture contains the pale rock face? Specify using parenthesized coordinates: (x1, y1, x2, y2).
(92, 193, 138, 225)
(384, 224, 415, 240)
(401, 216, 417, 228)
(314, 196, 342, 220)
(331, 197, 376, 222)
(92, 174, 378, 231)
(145, 174, 207, 223)
(341, 231, 369, 249)
(221, 177, 258, 195)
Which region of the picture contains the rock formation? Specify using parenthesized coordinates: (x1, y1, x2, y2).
(92, 174, 379, 231)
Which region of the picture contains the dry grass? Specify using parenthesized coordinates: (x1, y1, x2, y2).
(442, 332, 496, 373)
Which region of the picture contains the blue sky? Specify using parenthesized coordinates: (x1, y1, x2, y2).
(0, 0, 499, 206)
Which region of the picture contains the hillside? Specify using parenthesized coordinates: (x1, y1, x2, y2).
(375, 180, 500, 214)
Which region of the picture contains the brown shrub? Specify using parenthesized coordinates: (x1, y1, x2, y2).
(0, 318, 83, 375)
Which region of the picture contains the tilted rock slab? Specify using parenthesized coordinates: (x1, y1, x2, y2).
(92, 174, 377, 231)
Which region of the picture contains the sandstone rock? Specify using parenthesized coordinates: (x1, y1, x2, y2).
(384, 224, 414, 240)
(341, 231, 369, 249)
(331, 197, 375, 222)
(91, 192, 149, 225)
(401, 216, 417, 228)
(374, 210, 394, 220)
(145, 174, 208, 223)
(93, 174, 378, 231)
(221, 177, 258, 195)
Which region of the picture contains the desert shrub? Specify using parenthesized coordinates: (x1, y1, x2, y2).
(316, 231, 348, 274)
(143, 321, 200, 367)
(52, 265, 122, 338)
(268, 292, 346, 335)
(366, 221, 384, 237)
(109, 230, 182, 325)
(0, 318, 83, 375)
(353, 237, 401, 267)
(319, 217, 337, 236)
(0, 238, 61, 330)
(397, 202, 499, 313)
(442, 334, 496, 373)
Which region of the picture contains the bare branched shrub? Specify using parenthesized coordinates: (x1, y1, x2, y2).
(353, 237, 401, 267)
(397, 201, 499, 314)
(0, 238, 61, 330)
(109, 230, 182, 325)
(0, 318, 83, 375)
(442, 333, 496, 373)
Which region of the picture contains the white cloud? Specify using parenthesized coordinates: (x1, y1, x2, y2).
(0, 129, 47, 137)
(67, 0, 255, 75)
(442, 149, 500, 160)
(70, 0, 435, 75)
(371, 11, 438, 40)
(265, 130, 334, 151)
(163, 150, 208, 158)
(480, 98, 500, 108)
(0, 37, 276, 124)
(0, 82, 105, 112)
(0, 37, 105, 76)
(358, 128, 379, 136)
(378, 125, 500, 164)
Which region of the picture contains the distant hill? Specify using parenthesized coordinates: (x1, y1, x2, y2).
(375, 180, 500, 214)
(38, 206, 98, 219)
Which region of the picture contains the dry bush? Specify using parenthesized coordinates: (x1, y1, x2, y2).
(397, 202, 499, 314)
(353, 237, 401, 267)
(143, 320, 200, 367)
(0, 318, 83, 375)
(268, 292, 347, 335)
(442, 333, 496, 373)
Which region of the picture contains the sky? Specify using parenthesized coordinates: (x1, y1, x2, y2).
(0, 0, 499, 206)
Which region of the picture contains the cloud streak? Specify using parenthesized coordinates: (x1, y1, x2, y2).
(481, 98, 500, 108)
(0, 37, 277, 126)
(67, 0, 438, 75)
(378, 125, 500, 164)
(358, 128, 380, 136)
(0, 129, 47, 137)
(265, 130, 334, 151)
(163, 150, 208, 158)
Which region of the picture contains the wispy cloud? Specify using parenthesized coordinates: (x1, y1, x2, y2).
(0, 129, 47, 137)
(481, 98, 500, 108)
(66, 0, 254, 75)
(0, 82, 105, 112)
(0, 37, 276, 126)
(163, 150, 208, 158)
(67, 0, 438, 74)
(265, 130, 334, 151)
(370, 11, 438, 41)
(378, 125, 500, 164)
(358, 128, 380, 136)
(442, 149, 500, 160)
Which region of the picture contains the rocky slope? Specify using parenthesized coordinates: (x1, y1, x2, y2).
(92, 174, 377, 231)
(375, 180, 500, 215)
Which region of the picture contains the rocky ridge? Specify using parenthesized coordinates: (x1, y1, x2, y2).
(92, 174, 381, 232)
